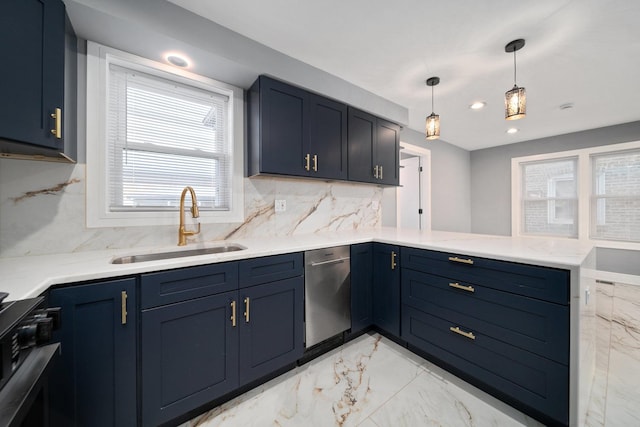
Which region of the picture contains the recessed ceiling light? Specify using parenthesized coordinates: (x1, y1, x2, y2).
(506, 128, 519, 134)
(165, 53, 190, 68)
(559, 103, 574, 110)
(469, 101, 486, 110)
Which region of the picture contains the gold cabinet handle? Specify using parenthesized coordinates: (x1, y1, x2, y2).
(448, 256, 474, 265)
(391, 251, 397, 270)
(449, 282, 475, 293)
(304, 154, 310, 171)
(244, 297, 250, 323)
(50, 108, 62, 139)
(374, 165, 379, 179)
(379, 165, 383, 180)
(449, 326, 475, 340)
(312, 154, 318, 172)
(121, 291, 128, 325)
(230, 300, 237, 327)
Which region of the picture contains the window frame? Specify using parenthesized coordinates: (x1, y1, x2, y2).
(86, 42, 244, 228)
(512, 140, 640, 249)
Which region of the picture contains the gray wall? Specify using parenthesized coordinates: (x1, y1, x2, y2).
(470, 121, 640, 236)
(399, 128, 471, 233)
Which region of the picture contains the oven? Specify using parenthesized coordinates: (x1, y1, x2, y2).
(0, 293, 60, 426)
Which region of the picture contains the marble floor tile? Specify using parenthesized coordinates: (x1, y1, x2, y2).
(184, 333, 543, 427)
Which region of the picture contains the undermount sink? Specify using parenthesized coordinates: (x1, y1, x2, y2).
(111, 244, 247, 264)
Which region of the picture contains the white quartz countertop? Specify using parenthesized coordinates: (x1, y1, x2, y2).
(0, 228, 593, 300)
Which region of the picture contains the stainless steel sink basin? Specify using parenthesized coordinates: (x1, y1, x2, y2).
(111, 244, 247, 264)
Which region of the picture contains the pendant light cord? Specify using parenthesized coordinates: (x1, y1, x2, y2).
(513, 49, 517, 86)
(431, 84, 435, 113)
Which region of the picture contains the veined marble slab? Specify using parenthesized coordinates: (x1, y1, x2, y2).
(182, 333, 542, 427)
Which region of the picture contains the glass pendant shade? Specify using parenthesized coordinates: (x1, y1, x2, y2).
(425, 112, 440, 140)
(505, 85, 526, 120)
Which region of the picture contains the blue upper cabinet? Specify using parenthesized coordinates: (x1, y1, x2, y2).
(0, 0, 66, 151)
(348, 108, 400, 185)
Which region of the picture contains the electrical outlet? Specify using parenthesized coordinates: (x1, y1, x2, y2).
(275, 199, 286, 212)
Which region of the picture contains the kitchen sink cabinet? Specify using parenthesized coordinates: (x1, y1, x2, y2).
(0, 0, 66, 151)
(372, 243, 401, 336)
(247, 76, 347, 180)
(141, 253, 304, 426)
(48, 277, 137, 427)
(350, 242, 373, 334)
(347, 108, 400, 186)
(400, 246, 570, 426)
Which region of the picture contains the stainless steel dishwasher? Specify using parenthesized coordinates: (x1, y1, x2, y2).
(304, 245, 351, 348)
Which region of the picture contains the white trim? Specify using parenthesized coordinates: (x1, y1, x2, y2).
(398, 143, 432, 231)
(511, 140, 640, 248)
(85, 41, 244, 228)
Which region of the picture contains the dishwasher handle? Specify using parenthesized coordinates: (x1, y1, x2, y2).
(309, 256, 350, 267)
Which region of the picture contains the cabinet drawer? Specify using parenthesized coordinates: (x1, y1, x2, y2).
(239, 253, 303, 288)
(403, 305, 568, 426)
(401, 247, 569, 304)
(141, 262, 238, 309)
(401, 269, 569, 364)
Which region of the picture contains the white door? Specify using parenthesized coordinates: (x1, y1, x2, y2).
(398, 156, 421, 229)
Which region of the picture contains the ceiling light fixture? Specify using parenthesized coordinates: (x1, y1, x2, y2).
(165, 53, 190, 68)
(470, 101, 486, 110)
(425, 77, 440, 140)
(504, 39, 526, 120)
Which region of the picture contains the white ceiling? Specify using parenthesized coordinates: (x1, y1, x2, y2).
(167, 0, 640, 151)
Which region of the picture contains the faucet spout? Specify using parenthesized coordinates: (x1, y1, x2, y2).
(178, 186, 201, 246)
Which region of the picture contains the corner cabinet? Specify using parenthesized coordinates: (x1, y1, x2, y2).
(348, 108, 400, 186)
(247, 76, 348, 180)
(0, 0, 66, 151)
(372, 243, 401, 335)
(48, 278, 137, 427)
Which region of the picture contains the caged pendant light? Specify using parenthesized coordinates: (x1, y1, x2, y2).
(425, 77, 440, 140)
(504, 39, 526, 120)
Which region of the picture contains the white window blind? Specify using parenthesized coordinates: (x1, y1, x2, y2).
(591, 149, 640, 242)
(107, 63, 231, 212)
(520, 158, 578, 237)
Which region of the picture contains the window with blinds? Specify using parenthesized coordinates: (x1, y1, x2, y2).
(107, 64, 231, 212)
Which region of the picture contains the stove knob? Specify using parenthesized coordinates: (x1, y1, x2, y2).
(16, 323, 38, 349)
(34, 317, 54, 344)
(16, 317, 54, 349)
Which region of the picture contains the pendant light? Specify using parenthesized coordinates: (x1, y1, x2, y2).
(504, 39, 526, 120)
(425, 77, 440, 140)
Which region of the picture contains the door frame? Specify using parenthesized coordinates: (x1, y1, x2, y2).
(397, 142, 431, 231)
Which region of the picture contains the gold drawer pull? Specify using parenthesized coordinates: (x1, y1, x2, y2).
(312, 154, 318, 172)
(449, 282, 475, 293)
(448, 256, 474, 265)
(50, 108, 62, 139)
(121, 291, 128, 325)
(374, 165, 379, 179)
(391, 251, 397, 270)
(244, 297, 250, 323)
(450, 326, 475, 340)
(304, 154, 310, 171)
(230, 300, 237, 327)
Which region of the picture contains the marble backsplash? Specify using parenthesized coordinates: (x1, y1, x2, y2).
(0, 160, 381, 258)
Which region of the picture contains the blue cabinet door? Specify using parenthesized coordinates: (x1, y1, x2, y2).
(350, 243, 373, 334)
(308, 94, 348, 180)
(48, 277, 137, 427)
(253, 76, 308, 177)
(238, 277, 304, 386)
(372, 243, 400, 335)
(141, 291, 239, 426)
(376, 118, 400, 186)
(347, 108, 376, 183)
(0, 0, 65, 150)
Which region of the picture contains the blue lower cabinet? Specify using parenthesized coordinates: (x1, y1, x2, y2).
(48, 278, 137, 427)
(372, 243, 400, 335)
(141, 291, 239, 426)
(350, 243, 373, 334)
(238, 276, 304, 386)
